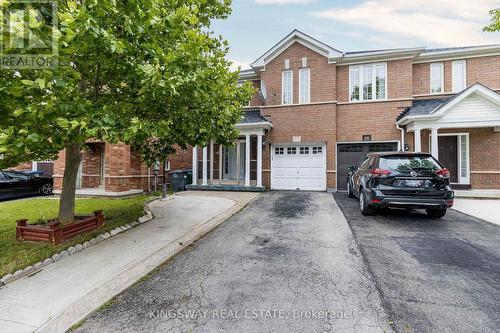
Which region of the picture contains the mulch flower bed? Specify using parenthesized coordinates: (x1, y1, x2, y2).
(16, 211, 105, 245)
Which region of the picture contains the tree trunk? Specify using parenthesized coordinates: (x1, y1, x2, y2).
(58, 144, 81, 224)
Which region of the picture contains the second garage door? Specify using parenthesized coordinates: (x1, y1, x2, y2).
(271, 144, 326, 191)
(337, 142, 398, 191)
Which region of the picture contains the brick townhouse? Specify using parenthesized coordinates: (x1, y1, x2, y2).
(46, 29, 500, 195)
(186, 30, 500, 192)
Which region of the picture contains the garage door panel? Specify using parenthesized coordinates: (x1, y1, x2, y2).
(271, 144, 326, 191)
(336, 142, 398, 191)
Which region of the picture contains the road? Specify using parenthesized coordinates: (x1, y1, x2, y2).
(334, 193, 500, 333)
(74, 192, 391, 333)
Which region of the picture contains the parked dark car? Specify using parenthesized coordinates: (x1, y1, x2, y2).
(0, 170, 53, 200)
(347, 152, 454, 218)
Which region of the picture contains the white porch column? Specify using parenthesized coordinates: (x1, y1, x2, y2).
(202, 146, 208, 185)
(245, 134, 251, 186)
(431, 128, 439, 160)
(414, 128, 422, 152)
(236, 141, 241, 184)
(209, 139, 214, 184)
(218, 144, 223, 184)
(191, 146, 197, 185)
(257, 134, 263, 187)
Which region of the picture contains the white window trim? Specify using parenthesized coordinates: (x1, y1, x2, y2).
(299, 68, 310, 104)
(349, 62, 387, 102)
(430, 62, 444, 94)
(282, 70, 293, 105)
(451, 60, 466, 93)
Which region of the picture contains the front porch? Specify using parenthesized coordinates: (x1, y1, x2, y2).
(397, 84, 500, 189)
(187, 109, 272, 192)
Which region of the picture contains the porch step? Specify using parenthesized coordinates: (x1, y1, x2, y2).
(186, 184, 265, 192)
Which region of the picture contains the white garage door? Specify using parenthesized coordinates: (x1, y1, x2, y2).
(271, 144, 326, 191)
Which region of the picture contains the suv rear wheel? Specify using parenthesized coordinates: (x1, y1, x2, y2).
(359, 188, 374, 216)
(426, 208, 446, 218)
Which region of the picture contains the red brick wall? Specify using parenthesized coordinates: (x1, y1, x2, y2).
(259, 42, 336, 106)
(170, 145, 192, 171)
(249, 80, 263, 106)
(467, 55, 500, 89)
(53, 142, 156, 193)
(413, 55, 500, 96)
(261, 103, 337, 188)
(336, 100, 411, 143)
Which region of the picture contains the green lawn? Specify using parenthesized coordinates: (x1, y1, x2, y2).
(0, 195, 151, 277)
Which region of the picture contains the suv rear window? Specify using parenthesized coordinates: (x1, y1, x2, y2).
(379, 155, 441, 172)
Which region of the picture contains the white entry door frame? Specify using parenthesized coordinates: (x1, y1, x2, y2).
(429, 132, 470, 184)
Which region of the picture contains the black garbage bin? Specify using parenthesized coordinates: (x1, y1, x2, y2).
(184, 169, 193, 187)
(169, 170, 186, 192)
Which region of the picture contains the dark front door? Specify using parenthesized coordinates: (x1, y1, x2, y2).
(438, 136, 458, 183)
(337, 142, 398, 190)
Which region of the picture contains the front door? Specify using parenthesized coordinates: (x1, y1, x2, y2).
(223, 143, 245, 180)
(438, 136, 458, 183)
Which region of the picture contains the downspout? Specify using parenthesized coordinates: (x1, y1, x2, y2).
(396, 124, 405, 151)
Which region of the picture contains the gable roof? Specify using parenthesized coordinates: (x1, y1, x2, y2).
(397, 83, 500, 124)
(250, 29, 343, 70)
(240, 30, 500, 79)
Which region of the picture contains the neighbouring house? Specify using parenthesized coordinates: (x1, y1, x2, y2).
(50, 29, 500, 194)
(9, 160, 54, 176)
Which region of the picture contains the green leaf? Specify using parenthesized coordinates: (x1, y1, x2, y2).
(34, 78, 46, 89)
(13, 109, 25, 116)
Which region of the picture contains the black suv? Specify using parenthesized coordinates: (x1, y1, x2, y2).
(347, 152, 454, 218)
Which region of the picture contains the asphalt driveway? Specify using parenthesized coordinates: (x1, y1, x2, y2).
(334, 193, 500, 333)
(74, 192, 391, 333)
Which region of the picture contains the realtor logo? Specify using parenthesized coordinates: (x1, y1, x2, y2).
(0, 0, 58, 68)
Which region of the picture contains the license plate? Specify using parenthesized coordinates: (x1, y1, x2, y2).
(405, 180, 422, 187)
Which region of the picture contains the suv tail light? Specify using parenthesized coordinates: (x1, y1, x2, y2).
(369, 168, 391, 177)
(435, 168, 450, 178)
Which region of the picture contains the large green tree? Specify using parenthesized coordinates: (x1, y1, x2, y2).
(0, 0, 252, 223)
(484, 8, 500, 32)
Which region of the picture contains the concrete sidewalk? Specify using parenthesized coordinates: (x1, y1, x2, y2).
(453, 198, 500, 227)
(0, 191, 258, 333)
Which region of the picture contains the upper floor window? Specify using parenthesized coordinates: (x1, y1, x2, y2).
(282, 70, 293, 105)
(299, 68, 310, 104)
(452, 60, 466, 93)
(349, 63, 386, 102)
(430, 62, 444, 94)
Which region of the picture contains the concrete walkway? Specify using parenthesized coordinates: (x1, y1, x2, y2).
(453, 198, 500, 227)
(0, 191, 258, 333)
(454, 189, 500, 199)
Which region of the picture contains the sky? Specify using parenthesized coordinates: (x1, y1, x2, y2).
(211, 0, 500, 70)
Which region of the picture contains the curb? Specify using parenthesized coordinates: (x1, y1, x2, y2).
(0, 204, 155, 288)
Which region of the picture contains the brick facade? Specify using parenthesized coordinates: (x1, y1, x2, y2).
(53, 142, 156, 193)
(50, 35, 500, 192)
